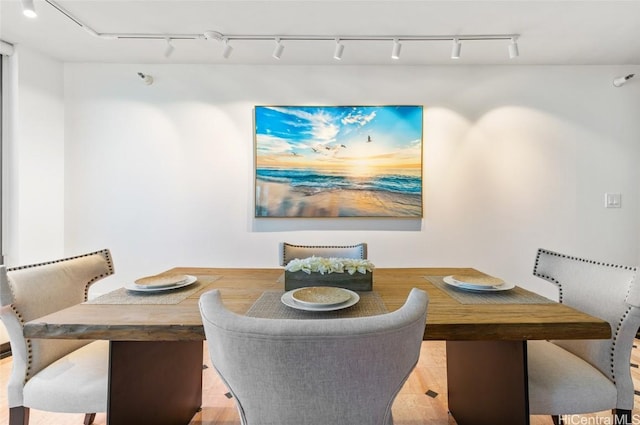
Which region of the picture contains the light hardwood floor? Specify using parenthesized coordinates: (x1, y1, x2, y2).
(1, 341, 639, 425)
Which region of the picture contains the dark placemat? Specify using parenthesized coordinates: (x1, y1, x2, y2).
(425, 276, 554, 305)
(246, 290, 388, 320)
(86, 275, 222, 305)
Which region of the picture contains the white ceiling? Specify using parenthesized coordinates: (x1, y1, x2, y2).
(1, 0, 640, 66)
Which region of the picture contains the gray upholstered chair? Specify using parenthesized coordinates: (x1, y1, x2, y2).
(280, 242, 367, 266)
(0, 249, 114, 425)
(528, 248, 640, 425)
(199, 287, 428, 425)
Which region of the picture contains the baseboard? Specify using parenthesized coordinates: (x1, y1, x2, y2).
(0, 342, 11, 359)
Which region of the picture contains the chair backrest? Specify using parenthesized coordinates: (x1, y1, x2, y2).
(199, 287, 428, 425)
(280, 242, 367, 266)
(0, 249, 114, 408)
(533, 248, 640, 410)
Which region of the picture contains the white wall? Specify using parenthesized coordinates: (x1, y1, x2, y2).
(62, 64, 640, 298)
(5, 46, 65, 266)
(1, 46, 65, 346)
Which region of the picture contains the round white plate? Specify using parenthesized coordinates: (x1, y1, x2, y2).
(125, 275, 197, 292)
(449, 275, 505, 289)
(281, 288, 360, 311)
(290, 286, 353, 307)
(134, 274, 189, 289)
(443, 275, 515, 292)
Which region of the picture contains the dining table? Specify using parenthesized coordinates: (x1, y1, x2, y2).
(23, 267, 611, 425)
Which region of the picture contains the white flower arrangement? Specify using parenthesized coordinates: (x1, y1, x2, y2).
(285, 256, 374, 275)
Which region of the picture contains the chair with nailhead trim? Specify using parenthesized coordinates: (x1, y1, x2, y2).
(0, 249, 114, 425)
(280, 242, 367, 266)
(528, 248, 640, 425)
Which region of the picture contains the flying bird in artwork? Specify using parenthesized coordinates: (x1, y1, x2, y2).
(310, 143, 347, 156)
(326, 144, 347, 154)
(367, 135, 373, 143)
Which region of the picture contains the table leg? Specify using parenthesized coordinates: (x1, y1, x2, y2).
(446, 340, 529, 425)
(107, 340, 203, 425)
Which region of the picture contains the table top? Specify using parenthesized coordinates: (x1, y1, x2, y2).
(23, 267, 611, 342)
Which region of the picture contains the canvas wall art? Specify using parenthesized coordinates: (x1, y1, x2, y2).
(254, 105, 423, 218)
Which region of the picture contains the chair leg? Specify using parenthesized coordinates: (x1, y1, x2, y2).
(83, 413, 96, 425)
(614, 409, 632, 425)
(9, 406, 29, 425)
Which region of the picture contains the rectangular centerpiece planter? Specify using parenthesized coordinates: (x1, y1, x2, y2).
(284, 270, 373, 291)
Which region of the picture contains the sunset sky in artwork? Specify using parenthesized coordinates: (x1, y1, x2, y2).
(255, 105, 423, 173)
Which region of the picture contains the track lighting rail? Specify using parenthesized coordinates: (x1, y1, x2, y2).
(30, 0, 520, 60)
(103, 33, 520, 42)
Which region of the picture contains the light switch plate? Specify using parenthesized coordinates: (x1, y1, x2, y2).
(605, 193, 622, 208)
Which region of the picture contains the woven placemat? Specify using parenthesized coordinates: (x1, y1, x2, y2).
(246, 291, 388, 320)
(425, 276, 554, 305)
(86, 275, 222, 305)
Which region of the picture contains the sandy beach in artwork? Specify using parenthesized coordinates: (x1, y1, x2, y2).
(255, 180, 422, 217)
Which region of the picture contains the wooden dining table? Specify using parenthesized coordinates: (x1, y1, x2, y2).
(23, 267, 611, 425)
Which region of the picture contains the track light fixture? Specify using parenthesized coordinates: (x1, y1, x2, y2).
(28, 1, 523, 61)
(203, 30, 232, 59)
(508, 37, 519, 59)
(21, 0, 37, 18)
(333, 39, 344, 61)
(164, 38, 174, 58)
(137, 72, 154, 85)
(272, 38, 284, 60)
(391, 38, 401, 60)
(222, 38, 233, 59)
(613, 74, 635, 87)
(451, 38, 461, 59)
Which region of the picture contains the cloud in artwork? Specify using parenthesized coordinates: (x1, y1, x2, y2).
(268, 106, 339, 143)
(341, 110, 377, 127)
(255, 134, 293, 154)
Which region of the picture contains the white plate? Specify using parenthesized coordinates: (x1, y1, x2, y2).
(443, 275, 515, 292)
(134, 274, 189, 289)
(125, 275, 197, 292)
(290, 286, 353, 307)
(450, 275, 505, 289)
(281, 288, 360, 311)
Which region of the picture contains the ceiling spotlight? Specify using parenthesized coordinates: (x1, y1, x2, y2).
(508, 37, 519, 59)
(164, 38, 174, 58)
(333, 38, 344, 60)
(137, 72, 154, 85)
(613, 74, 635, 87)
(272, 38, 284, 60)
(391, 38, 401, 60)
(222, 38, 233, 59)
(21, 0, 37, 18)
(451, 38, 461, 59)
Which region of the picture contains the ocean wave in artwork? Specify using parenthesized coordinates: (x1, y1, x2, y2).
(256, 168, 421, 195)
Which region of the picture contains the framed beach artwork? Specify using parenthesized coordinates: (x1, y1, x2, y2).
(254, 105, 423, 218)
